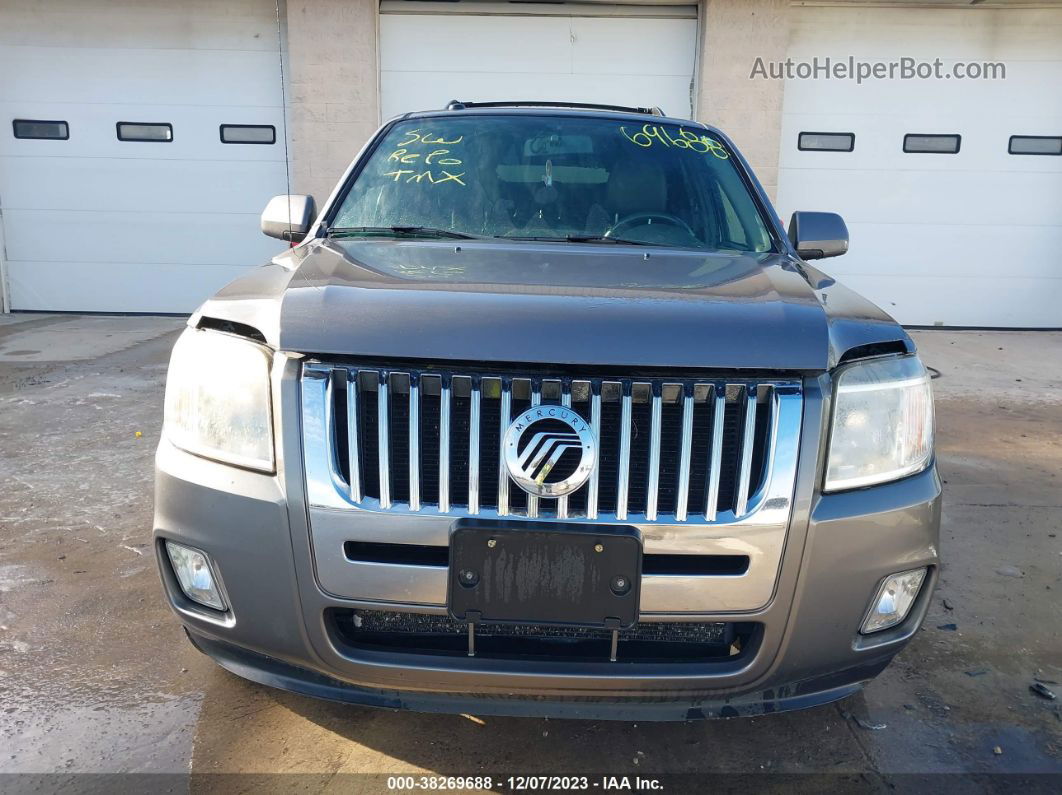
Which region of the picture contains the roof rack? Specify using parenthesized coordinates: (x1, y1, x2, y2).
(445, 100, 666, 117)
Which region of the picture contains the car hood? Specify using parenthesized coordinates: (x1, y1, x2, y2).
(194, 239, 912, 372)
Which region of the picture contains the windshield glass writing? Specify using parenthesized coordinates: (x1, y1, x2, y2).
(332, 116, 774, 253)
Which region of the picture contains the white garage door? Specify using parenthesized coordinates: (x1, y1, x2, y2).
(379, 1, 698, 121)
(776, 6, 1062, 328)
(0, 0, 288, 313)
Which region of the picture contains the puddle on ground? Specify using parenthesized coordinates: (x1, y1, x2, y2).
(2, 695, 201, 773)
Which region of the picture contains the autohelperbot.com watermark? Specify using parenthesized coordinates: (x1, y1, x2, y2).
(750, 56, 1006, 83)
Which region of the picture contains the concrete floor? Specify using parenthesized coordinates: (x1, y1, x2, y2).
(0, 314, 1059, 789)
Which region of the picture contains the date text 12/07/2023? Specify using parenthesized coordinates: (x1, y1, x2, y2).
(379, 124, 732, 187)
(385, 775, 665, 791)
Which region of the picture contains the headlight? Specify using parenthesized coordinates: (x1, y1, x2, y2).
(824, 355, 934, 492)
(163, 329, 275, 472)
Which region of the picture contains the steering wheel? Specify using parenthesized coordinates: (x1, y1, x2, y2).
(607, 212, 696, 239)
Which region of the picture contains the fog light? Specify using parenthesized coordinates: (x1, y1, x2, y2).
(861, 568, 926, 634)
(166, 541, 226, 610)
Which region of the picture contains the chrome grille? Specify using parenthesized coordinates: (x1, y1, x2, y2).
(301, 364, 802, 523)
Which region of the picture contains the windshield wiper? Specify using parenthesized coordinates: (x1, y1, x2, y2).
(327, 226, 480, 240)
(564, 234, 656, 246)
(503, 234, 655, 246)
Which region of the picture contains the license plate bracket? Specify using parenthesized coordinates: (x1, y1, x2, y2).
(448, 520, 642, 629)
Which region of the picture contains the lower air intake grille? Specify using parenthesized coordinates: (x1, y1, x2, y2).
(329, 609, 755, 663)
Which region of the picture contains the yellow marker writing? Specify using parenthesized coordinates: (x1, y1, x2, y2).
(620, 124, 729, 159)
(435, 170, 465, 185)
(382, 169, 466, 186)
(425, 149, 462, 166)
(397, 129, 465, 147)
(387, 148, 420, 164)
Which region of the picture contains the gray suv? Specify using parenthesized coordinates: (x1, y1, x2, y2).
(154, 101, 940, 720)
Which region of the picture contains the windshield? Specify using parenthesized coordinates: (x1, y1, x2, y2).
(330, 115, 775, 252)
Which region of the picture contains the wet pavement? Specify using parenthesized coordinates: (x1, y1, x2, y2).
(0, 314, 1059, 792)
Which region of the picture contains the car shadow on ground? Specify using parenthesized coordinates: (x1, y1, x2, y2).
(189, 664, 878, 781)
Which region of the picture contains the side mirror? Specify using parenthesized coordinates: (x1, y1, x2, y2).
(261, 194, 317, 242)
(788, 211, 848, 260)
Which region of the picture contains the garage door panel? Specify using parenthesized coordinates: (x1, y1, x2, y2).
(380, 67, 579, 114)
(380, 16, 572, 75)
(0, 0, 285, 311)
(788, 7, 1062, 62)
(6, 261, 260, 314)
(779, 119, 1062, 176)
(1, 157, 284, 215)
(781, 64, 1062, 119)
(0, 103, 284, 160)
(545, 74, 692, 119)
(827, 222, 1062, 281)
(777, 169, 1061, 228)
(381, 72, 692, 124)
(0, 46, 281, 107)
(0, 0, 278, 51)
(569, 18, 697, 76)
(831, 273, 1060, 328)
(780, 103, 1062, 172)
(380, 10, 697, 121)
(778, 6, 1062, 327)
(3, 209, 280, 268)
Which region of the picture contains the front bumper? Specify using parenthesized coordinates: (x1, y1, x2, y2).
(153, 362, 941, 718)
(186, 629, 891, 720)
(154, 460, 940, 717)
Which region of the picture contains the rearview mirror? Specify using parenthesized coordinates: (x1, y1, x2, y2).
(788, 211, 848, 260)
(261, 194, 317, 242)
